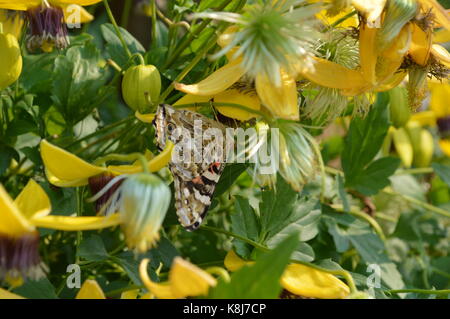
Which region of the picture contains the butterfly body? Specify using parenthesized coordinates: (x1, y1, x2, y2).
(153, 104, 226, 231)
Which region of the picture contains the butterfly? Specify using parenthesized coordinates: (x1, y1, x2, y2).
(153, 104, 228, 231)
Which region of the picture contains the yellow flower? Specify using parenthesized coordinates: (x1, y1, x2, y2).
(173, 21, 301, 121)
(139, 258, 217, 299)
(0, 10, 24, 39)
(224, 250, 350, 299)
(75, 279, 107, 299)
(0, 29, 22, 90)
(0, 179, 119, 286)
(40, 139, 174, 187)
(0, 0, 99, 52)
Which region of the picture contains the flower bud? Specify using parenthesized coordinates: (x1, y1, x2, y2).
(0, 32, 22, 90)
(407, 121, 434, 168)
(119, 173, 170, 253)
(392, 127, 413, 168)
(122, 64, 161, 113)
(388, 87, 410, 128)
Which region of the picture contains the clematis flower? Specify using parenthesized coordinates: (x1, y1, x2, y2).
(0, 0, 100, 52)
(174, 1, 321, 121)
(224, 250, 350, 299)
(139, 258, 217, 299)
(0, 179, 120, 287)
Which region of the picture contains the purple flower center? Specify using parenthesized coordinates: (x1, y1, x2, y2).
(26, 5, 69, 52)
(437, 116, 450, 138)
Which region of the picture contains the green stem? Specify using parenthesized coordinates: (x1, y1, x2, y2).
(395, 167, 434, 175)
(105, 285, 144, 298)
(161, 0, 235, 70)
(94, 152, 150, 173)
(120, 0, 133, 28)
(151, 0, 157, 48)
(201, 225, 357, 293)
(103, 0, 132, 58)
(329, 10, 357, 28)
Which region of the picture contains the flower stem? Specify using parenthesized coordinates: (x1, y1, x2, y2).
(103, 0, 132, 58)
(395, 167, 434, 175)
(120, 0, 133, 28)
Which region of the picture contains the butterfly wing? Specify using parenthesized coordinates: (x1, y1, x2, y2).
(153, 104, 226, 231)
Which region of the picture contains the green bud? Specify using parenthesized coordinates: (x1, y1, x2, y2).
(119, 173, 171, 253)
(389, 87, 410, 128)
(122, 64, 161, 113)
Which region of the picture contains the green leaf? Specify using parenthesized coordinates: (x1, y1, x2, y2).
(265, 198, 320, 245)
(0, 143, 19, 176)
(336, 174, 350, 212)
(231, 196, 260, 258)
(13, 277, 58, 299)
(209, 234, 299, 299)
(214, 163, 248, 197)
(350, 157, 401, 196)
(101, 23, 145, 67)
(51, 41, 108, 124)
(77, 235, 109, 261)
(259, 176, 298, 236)
(342, 92, 390, 185)
(432, 163, 450, 188)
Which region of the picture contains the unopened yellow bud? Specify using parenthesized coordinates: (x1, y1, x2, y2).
(122, 64, 161, 113)
(0, 32, 22, 90)
(388, 87, 410, 128)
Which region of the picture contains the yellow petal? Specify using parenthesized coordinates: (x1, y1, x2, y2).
(55, 0, 102, 5)
(0, 1, 38, 10)
(170, 257, 217, 299)
(281, 263, 350, 299)
(359, 23, 378, 85)
(409, 23, 432, 66)
(173, 93, 212, 112)
(135, 111, 155, 123)
(139, 259, 176, 299)
(0, 288, 25, 299)
(62, 4, 94, 24)
(213, 89, 261, 121)
(431, 44, 450, 67)
(351, 0, 386, 26)
(410, 111, 437, 126)
(376, 23, 412, 82)
(174, 58, 245, 96)
(107, 141, 174, 174)
(429, 81, 450, 118)
(0, 184, 34, 236)
(0, 9, 24, 38)
(373, 71, 407, 92)
(300, 57, 368, 90)
(44, 168, 89, 187)
(40, 140, 106, 186)
(439, 138, 450, 157)
(224, 250, 253, 272)
(256, 70, 299, 120)
(121, 289, 139, 299)
(76, 280, 106, 299)
(419, 0, 450, 31)
(316, 7, 359, 28)
(31, 213, 121, 231)
(433, 28, 450, 43)
(14, 180, 51, 219)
